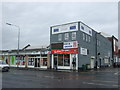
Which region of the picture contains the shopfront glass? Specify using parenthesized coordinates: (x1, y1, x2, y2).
(55, 54, 70, 66)
(64, 54, 70, 66)
(43, 58, 47, 66)
(58, 54, 63, 66)
(28, 58, 34, 66)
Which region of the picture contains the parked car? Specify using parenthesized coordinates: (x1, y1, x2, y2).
(0, 60, 10, 72)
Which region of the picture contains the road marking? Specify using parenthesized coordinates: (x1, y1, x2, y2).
(83, 82, 118, 87)
(92, 80, 118, 83)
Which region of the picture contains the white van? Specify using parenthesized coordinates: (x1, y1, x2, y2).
(0, 60, 10, 72)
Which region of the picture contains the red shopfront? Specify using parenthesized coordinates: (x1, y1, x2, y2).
(51, 48, 78, 70)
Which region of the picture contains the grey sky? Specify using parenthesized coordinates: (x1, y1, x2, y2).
(2, 2, 118, 50)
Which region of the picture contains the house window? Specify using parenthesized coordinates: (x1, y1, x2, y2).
(97, 40, 99, 46)
(64, 33, 69, 41)
(72, 32, 76, 40)
(88, 36, 91, 42)
(99, 41, 100, 46)
(54, 29, 59, 32)
(70, 26, 76, 30)
(81, 26, 84, 30)
(86, 34, 88, 42)
(58, 34, 62, 41)
(83, 33, 85, 41)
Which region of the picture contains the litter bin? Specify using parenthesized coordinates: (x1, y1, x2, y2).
(82, 64, 86, 71)
(86, 64, 90, 70)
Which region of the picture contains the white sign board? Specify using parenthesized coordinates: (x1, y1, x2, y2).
(80, 23, 92, 36)
(81, 47, 87, 55)
(52, 22, 78, 34)
(63, 41, 78, 49)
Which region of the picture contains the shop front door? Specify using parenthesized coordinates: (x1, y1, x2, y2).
(54, 55, 58, 69)
(71, 54, 78, 70)
(34, 58, 40, 67)
(90, 58, 94, 69)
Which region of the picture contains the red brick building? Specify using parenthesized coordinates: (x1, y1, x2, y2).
(108, 36, 119, 62)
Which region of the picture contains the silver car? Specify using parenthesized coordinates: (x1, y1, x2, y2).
(0, 60, 10, 72)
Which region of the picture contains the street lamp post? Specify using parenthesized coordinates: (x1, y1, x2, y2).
(6, 23, 20, 55)
(22, 44, 31, 68)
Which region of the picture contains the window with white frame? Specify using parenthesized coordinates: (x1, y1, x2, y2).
(88, 36, 91, 42)
(86, 34, 88, 42)
(97, 40, 99, 46)
(83, 33, 85, 41)
(72, 32, 76, 40)
(58, 34, 62, 41)
(64, 33, 69, 41)
(99, 41, 100, 46)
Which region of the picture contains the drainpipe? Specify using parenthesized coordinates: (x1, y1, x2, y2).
(95, 32, 98, 69)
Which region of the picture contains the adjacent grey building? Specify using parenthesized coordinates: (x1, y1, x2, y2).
(50, 21, 112, 70)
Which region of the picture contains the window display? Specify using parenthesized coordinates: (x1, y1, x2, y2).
(56, 54, 70, 66)
(64, 54, 70, 66)
(28, 58, 34, 66)
(58, 54, 63, 66)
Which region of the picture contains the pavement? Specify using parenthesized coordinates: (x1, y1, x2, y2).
(2, 67, 120, 88)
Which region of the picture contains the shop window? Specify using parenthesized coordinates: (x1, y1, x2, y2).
(43, 58, 47, 66)
(64, 33, 69, 41)
(58, 54, 63, 66)
(72, 32, 76, 40)
(97, 40, 99, 46)
(64, 54, 70, 66)
(28, 58, 34, 66)
(58, 34, 62, 41)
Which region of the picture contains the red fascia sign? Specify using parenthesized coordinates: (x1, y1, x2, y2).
(52, 48, 78, 54)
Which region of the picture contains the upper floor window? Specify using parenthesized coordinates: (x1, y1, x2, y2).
(97, 40, 99, 46)
(58, 34, 62, 41)
(86, 34, 88, 42)
(54, 29, 59, 32)
(72, 32, 76, 40)
(70, 26, 76, 30)
(88, 36, 91, 42)
(83, 33, 85, 41)
(81, 26, 84, 30)
(64, 33, 69, 41)
(97, 40, 100, 46)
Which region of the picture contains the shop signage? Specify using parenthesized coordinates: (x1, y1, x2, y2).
(81, 47, 87, 55)
(80, 23, 92, 36)
(52, 22, 78, 34)
(52, 48, 78, 54)
(63, 41, 78, 49)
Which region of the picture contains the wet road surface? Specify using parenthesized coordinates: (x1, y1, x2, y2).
(2, 67, 120, 88)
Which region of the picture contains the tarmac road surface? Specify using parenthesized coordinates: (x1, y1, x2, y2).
(2, 67, 120, 88)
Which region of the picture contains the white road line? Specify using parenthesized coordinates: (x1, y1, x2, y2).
(83, 82, 118, 87)
(114, 72, 118, 75)
(92, 80, 118, 83)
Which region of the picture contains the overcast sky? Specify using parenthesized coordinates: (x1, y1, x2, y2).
(2, 2, 118, 50)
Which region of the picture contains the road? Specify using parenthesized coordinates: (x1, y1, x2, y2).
(2, 67, 120, 88)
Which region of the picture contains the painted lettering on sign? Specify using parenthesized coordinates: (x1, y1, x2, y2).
(52, 48, 78, 54)
(80, 23, 92, 36)
(52, 22, 78, 34)
(63, 41, 78, 49)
